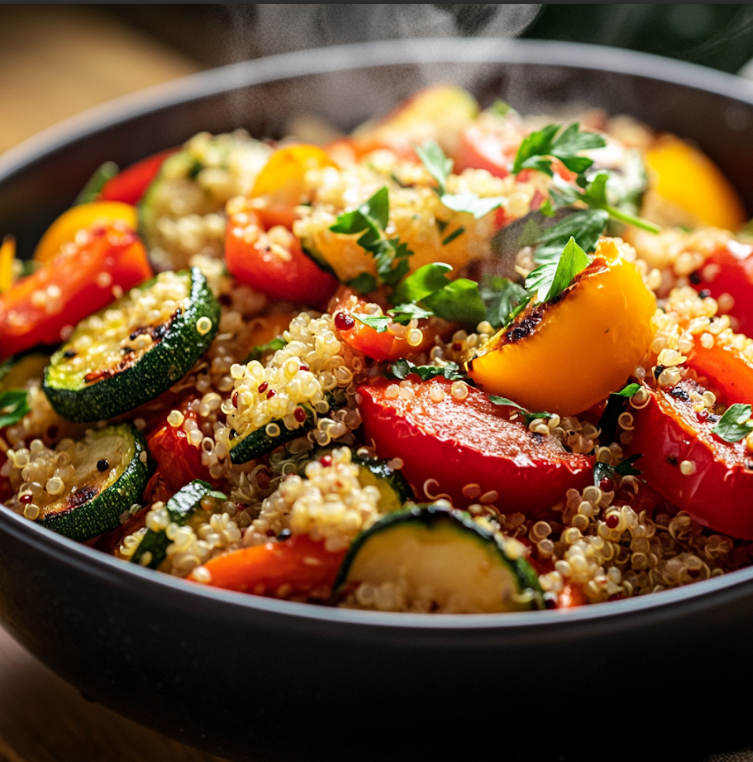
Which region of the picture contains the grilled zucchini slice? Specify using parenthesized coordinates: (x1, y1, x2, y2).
(43, 268, 219, 422)
(301, 447, 413, 512)
(336, 504, 544, 613)
(229, 389, 346, 465)
(131, 479, 219, 569)
(39, 424, 152, 541)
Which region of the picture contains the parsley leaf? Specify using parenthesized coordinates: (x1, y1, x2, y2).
(353, 313, 391, 333)
(330, 186, 414, 287)
(244, 337, 286, 363)
(488, 394, 552, 426)
(712, 403, 753, 443)
(442, 226, 465, 246)
(414, 141, 453, 195)
(593, 454, 644, 487)
(526, 237, 589, 302)
(440, 193, 507, 219)
(347, 273, 378, 293)
(512, 123, 660, 235)
(392, 262, 452, 305)
(389, 303, 435, 323)
(512, 123, 605, 177)
(532, 209, 609, 264)
(0, 390, 29, 429)
(598, 382, 641, 442)
(488, 100, 516, 118)
(423, 278, 487, 325)
(416, 140, 506, 220)
(390, 359, 464, 382)
(479, 276, 528, 329)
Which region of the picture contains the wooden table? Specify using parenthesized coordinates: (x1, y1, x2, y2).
(0, 7, 227, 760)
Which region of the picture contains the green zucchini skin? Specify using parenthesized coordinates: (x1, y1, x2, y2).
(131, 479, 214, 569)
(353, 453, 413, 507)
(39, 424, 153, 542)
(229, 389, 346, 465)
(43, 267, 219, 422)
(335, 504, 544, 612)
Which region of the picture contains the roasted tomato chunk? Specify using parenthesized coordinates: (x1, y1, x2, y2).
(358, 378, 593, 517)
(628, 378, 753, 539)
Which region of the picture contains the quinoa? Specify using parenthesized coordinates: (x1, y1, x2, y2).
(4, 88, 753, 615)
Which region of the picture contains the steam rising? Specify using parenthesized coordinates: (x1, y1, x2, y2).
(225, 5, 541, 58)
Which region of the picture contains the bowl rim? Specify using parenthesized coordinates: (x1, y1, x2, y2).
(4, 37, 753, 633)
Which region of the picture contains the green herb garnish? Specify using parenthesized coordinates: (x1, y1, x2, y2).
(330, 186, 414, 286)
(390, 359, 464, 382)
(415, 140, 506, 219)
(525, 237, 589, 302)
(244, 337, 287, 363)
(488, 394, 553, 427)
(478, 276, 529, 329)
(598, 382, 641, 442)
(74, 161, 119, 206)
(594, 454, 643, 487)
(0, 390, 30, 429)
(513, 122, 606, 177)
(712, 403, 753, 443)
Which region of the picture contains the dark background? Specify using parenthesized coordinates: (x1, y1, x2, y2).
(106, 4, 753, 74)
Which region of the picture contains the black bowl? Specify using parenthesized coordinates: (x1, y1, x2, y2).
(3, 39, 753, 761)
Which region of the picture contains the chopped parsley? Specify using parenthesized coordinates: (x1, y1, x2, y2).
(478, 276, 529, 329)
(712, 403, 753, 443)
(488, 394, 553, 427)
(512, 122, 606, 177)
(415, 140, 507, 219)
(390, 359, 464, 382)
(330, 186, 414, 287)
(525, 237, 589, 303)
(244, 337, 286, 363)
(598, 382, 641, 442)
(594, 454, 643, 487)
(0, 390, 30, 430)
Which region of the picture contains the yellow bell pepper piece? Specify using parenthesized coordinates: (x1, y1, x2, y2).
(33, 201, 137, 264)
(645, 137, 746, 231)
(468, 239, 656, 416)
(0, 235, 15, 293)
(251, 144, 335, 207)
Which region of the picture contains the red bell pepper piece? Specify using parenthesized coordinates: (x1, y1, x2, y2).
(100, 149, 175, 206)
(197, 534, 346, 597)
(0, 225, 152, 361)
(690, 239, 753, 337)
(225, 209, 338, 308)
(628, 377, 753, 539)
(358, 378, 593, 517)
(146, 410, 213, 494)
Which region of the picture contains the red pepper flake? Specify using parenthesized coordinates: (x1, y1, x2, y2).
(267, 389, 276, 399)
(452, 342, 462, 351)
(606, 514, 620, 529)
(320, 456, 332, 467)
(231, 392, 238, 407)
(20, 493, 33, 504)
(334, 311, 355, 331)
(258, 382, 268, 393)
(599, 477, 615, 493)
(294, 407, 307, 423)
(299, 365, 309, 372)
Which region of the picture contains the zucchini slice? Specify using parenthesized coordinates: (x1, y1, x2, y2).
(39, 424, 152, 541)
(301, 448, 413, 512)
(336, 505, 544, 613)
(43, 268, 219, 422)
(229, 389, 346, 465)
(131, 479, 218, 569)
